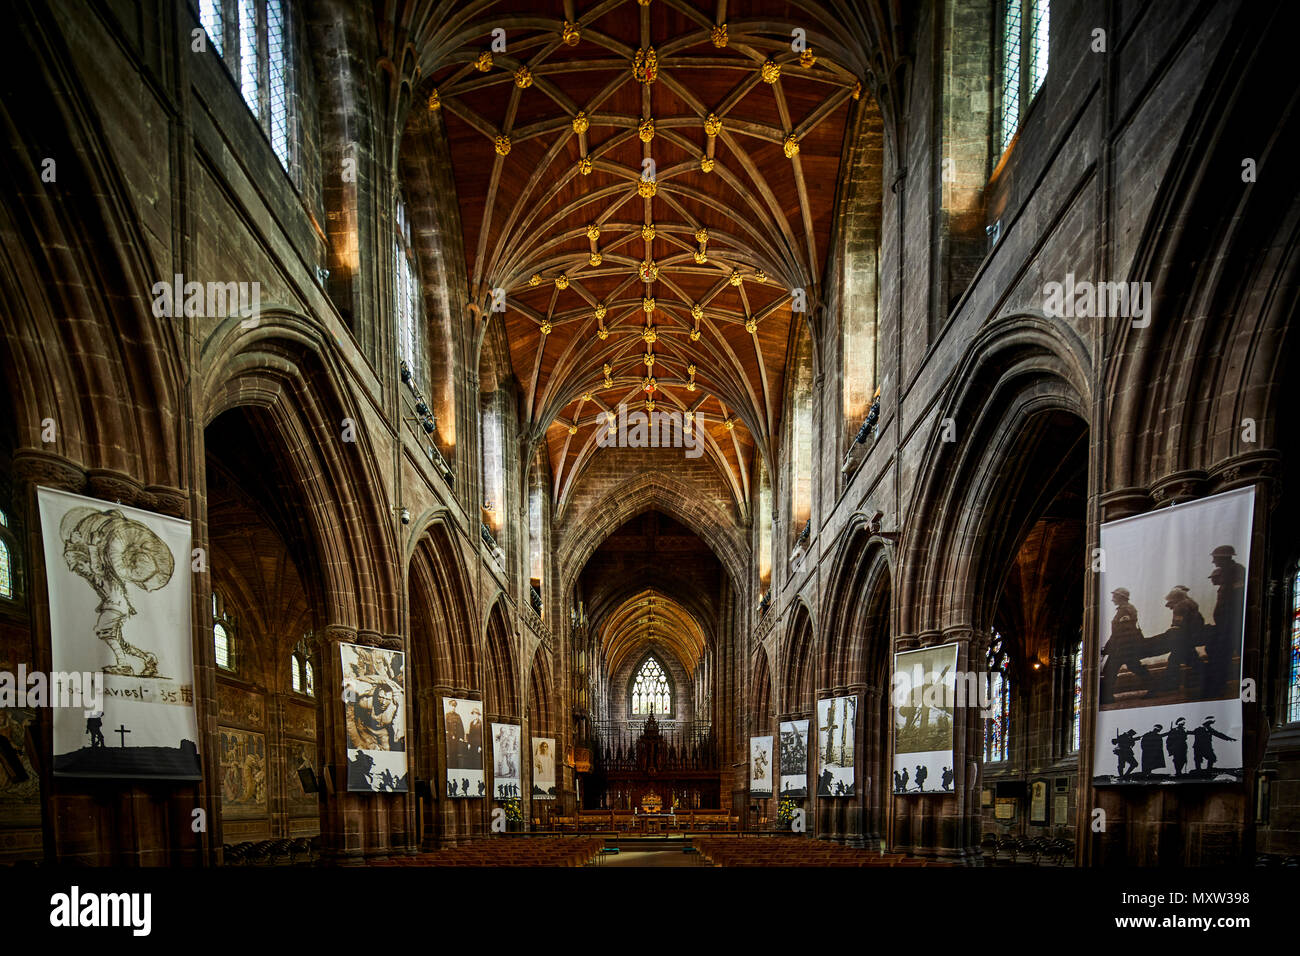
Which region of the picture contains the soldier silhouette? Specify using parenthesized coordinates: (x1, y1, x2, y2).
(899, 767, 909, 792)
(1191, 717, 1235, 771)
(1139, 724, 1168, 775)
(941, 766, 954, 791)
(1201, 545, 1245, 697)
(915, 764, 928, 792)
(1160, 586, 1204, 693)
(1165, 717, 1190, 776)
(85, 712, 105, 749)
(1100, 588, 1150, 703)
(1111, 728, 1139, 779)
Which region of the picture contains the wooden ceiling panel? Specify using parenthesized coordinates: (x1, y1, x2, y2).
(424, 0, 868, 511)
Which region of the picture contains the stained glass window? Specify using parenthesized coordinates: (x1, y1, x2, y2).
(0, 538, 11, 600)
(1031, 0, 1050, 97)
(0, 508, 8, 526)
(1071, 637, 1083, 752)
(985, 632, 1011, 762)
(199, 0, 224, 57)
(631, 657, 671, 716)
(1288, 569, 1300, 724)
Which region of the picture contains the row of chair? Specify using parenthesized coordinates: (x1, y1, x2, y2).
(554, 811, 741, 832)
(981, 833, 1074, 865)
(372, 836, 605, 868)
(223, 837, 319, 866)
(692, 836, 950, 867)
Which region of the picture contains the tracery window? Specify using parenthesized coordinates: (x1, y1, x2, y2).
(213, 590, 235, 672)
(631, 657, 671, 717)
(1288, 568, 1300, 724)
(0, 508, 12, 600)
(985, 631, 1011, 762)
(395, 196, 425, 391)
(199, 0, 296, 177)
(999, 0, 1050, 153)
(1070, 637, 1083, 752)
(291, 638, 314, 697)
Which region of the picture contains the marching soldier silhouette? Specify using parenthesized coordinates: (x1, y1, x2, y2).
(1165, 717, 1190, 777)
(1191, 717, 1235, 772)
(1111, 728, 1138, 779)
(915, 764, 928, 792)
(1139, 724, 1168, 775)
(1100, 588, 1150, 703)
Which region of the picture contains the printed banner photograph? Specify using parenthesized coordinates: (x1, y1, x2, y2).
(1094, 486, 1253, 785)
(749, 735, 773, 796)
(340, 642, 407, 792)
(492, 722, 521, 799)
(38, 486, 201, 779)
(816, 695, 856, 796)
(444, 696, 484, 797)
(893, 643, 957, 794)
(778, 719, 809, 797)
(532, 737, 556, 799)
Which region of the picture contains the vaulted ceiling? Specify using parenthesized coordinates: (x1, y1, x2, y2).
(418, 0, 879, 508)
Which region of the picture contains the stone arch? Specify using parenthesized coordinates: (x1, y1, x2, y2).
(200, 314, 401, 636)
(556, 472, 747, 594)
(484, 596, 519, 719)
(898, 314, 1091, 639)
(780, 598, 818, 716)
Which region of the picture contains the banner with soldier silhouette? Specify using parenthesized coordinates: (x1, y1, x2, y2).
(749, 735, 774, 796)
(340, 643, 407, 792)
(816, 695, 857, 796)
(443, 696, 485, 797)
(778, 719, 809, 797)
(893, 643, 958, 795)
(38, 487, 201, 779)
(491, 722, 521, 799)
(1093, 486, 1253, 785)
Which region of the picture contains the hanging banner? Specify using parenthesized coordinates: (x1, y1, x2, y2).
(749, 735, 773, 796)
(37, 486, 201, 779)
(444, 696, 484, 797)
(778, 719, 809, 797)
(816, 695, 857, 796)
(340, 642, 407, 792)
(893, 643, 958, 794)
(532, 737, 556, 799)
(1093, 486, 1253, 785)
(491, 722, 521, 799)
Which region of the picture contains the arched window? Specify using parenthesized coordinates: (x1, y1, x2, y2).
(630, 656, 672, 717)
(213, 590, 236, 672)
(0, 507, 12, 600)
(291, 637, 314, 697)
(200, 0, 297, 177)
(998, 0, 1050, 153)
(1070, 637, 1083, 752)
(395, 195, 426, 392)
(789, 328, 814, 545)
(1288, 568, 1300, 724)
(985, 632, 1011, 762)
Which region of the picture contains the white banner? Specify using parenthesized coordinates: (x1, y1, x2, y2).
(1093, 486, 1253, 785)
(778, 719, 809, 797)
(893, 643, 957, 794)
(341, 642, 408, 792)
(491, 722, 521, 799)
(38, 486, 200, 778)
(532, 737, 556, 799)
(749, 735, 773, 796)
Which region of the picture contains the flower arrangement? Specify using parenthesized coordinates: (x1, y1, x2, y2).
(503, 798, 523, 823)
(777, 799, 799, 824)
